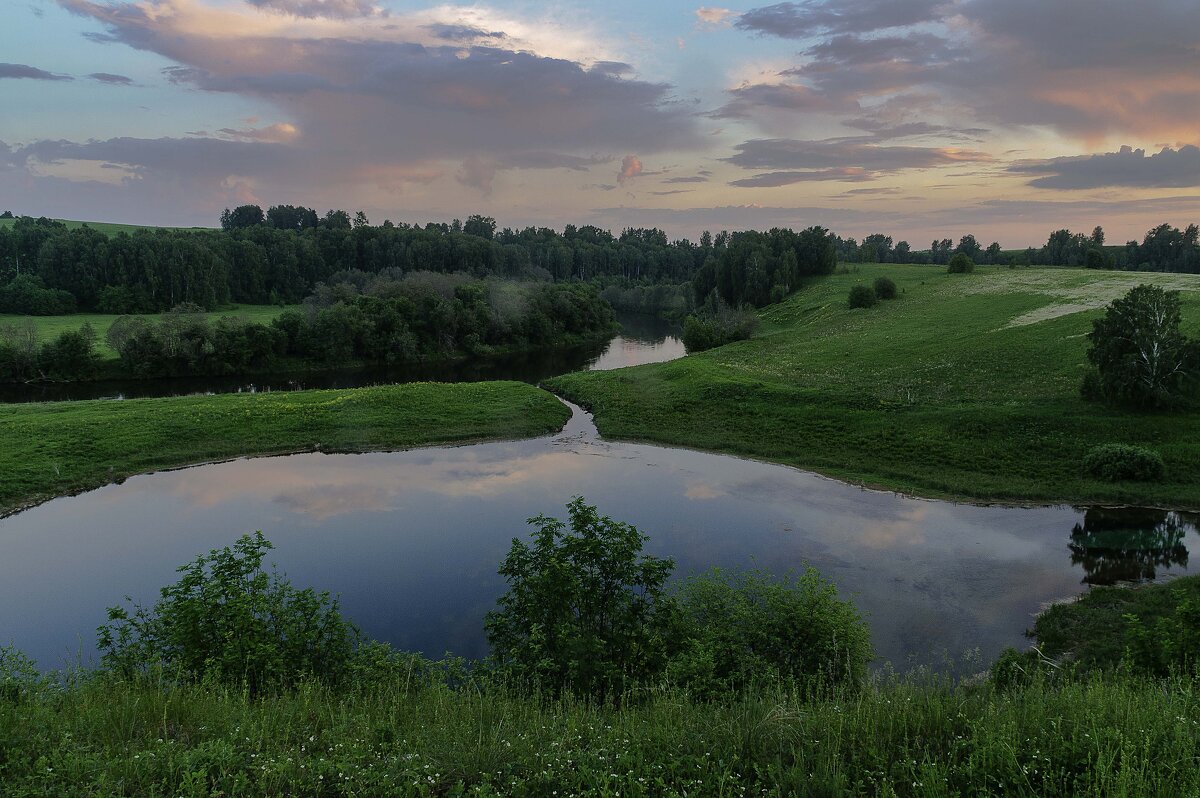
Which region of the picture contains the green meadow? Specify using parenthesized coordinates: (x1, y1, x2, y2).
(0, 381, 570, 517)
(549, 265, 1200, 507)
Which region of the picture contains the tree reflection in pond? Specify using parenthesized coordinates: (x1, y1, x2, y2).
(1069, 507, 1195, 585)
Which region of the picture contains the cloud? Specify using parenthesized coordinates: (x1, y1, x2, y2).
(695, 7, 735, 26)
(618, 155, 647, 184)
(0, 62, 72, 81)
(457, 151, 611, 194)
(651, 189, 694, 195)
(87, 72, 134, 85)
(725, 138, 991, 182)
(730, 168, 873, 187)
(1011, 145, 1200, 190)
(663, 176, 708, 184)
(216, 123, 300, 143)
(245, 0, 378, 20)
(736, 0, 944, 38)
(709, 81, 845, 119)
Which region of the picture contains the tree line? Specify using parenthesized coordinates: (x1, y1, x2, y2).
(3, 208, 1199, 320)
(0, 274, 614, 383)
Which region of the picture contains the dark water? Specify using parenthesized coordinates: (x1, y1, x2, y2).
(1, 402, 1195, 673)
(0, 312, 685, 403)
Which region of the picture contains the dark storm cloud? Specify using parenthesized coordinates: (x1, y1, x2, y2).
(0, 63, 72, 81)
(1011, 145, 1200, 190)
(736, 0, 944, 38)
(15, 136, 293, 177)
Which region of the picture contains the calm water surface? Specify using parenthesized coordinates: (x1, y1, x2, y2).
(2, 400, 1195, 672)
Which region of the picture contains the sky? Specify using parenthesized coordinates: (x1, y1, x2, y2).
(2, 0, 1199, 246)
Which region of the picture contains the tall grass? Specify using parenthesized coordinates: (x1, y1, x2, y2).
(2, 671, 1197, 796)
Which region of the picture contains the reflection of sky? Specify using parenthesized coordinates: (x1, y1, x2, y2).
(2, 408, 1196, 674)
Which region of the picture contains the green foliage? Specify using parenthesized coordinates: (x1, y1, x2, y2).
(847, 284, 878, 308)
(668, 569, 871, 694)
(1125, 592, 1200, 677)
(1082, 443, 1165, 482)
(99, 532, 358, 692)
(947, 253, 975, 273)
(873, 276, 898, 300)
(0, 274, 76, 315)
(1085, 283, 1198, 409)
(0, 644, 49, 703)
(681, 298, 759, 352)
(484, 497, 676, 697)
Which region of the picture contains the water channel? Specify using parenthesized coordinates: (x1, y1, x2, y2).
(0, 313, 1195, 673)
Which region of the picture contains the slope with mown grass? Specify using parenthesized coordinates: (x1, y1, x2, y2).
(0, 381, 570, 517)
(548, 265, 1200, 507)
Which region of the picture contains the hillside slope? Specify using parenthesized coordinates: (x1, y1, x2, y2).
(549, 265, 1200, 507)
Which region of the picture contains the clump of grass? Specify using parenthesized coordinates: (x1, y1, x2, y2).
(1082, 444, 1165, 482)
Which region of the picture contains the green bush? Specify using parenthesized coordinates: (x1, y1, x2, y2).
(847, 284, 877, 308)
(484, 498, 676, 697)
(1125, 591, 1200, 677)
(947, 254, 975, 273)
(681, 302, 759, 353)
(1082, 444, 1165, 482)
(98, 532, 359, 693)
(668, 569, 871, 694)
(872, 276, 898, 300)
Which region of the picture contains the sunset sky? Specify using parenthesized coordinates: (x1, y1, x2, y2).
(3, 0, 1199, 246)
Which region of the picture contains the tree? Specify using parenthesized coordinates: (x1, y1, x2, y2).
(955, 234, 982, 261)
(464, 214, 497, 240)
(484, 497, 676, 697)
(1085, 284, 1198, 409)
(219, 205, 265, 230)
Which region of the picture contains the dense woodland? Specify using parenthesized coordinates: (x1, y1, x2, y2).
(3, 207, 1198, 321)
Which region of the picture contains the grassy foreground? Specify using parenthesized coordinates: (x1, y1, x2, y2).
(0, 382, 569, 516)
(549, 265, 1200, 507)
(0, 305, 294, 359)
(1, 674, 1197, 796)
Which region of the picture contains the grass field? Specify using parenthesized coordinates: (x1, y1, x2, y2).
(548, 265, 1200, 507)
(2, 669, 1197, 796)
(0, 217, 209, 236)
(0, 381, 570, 517)
(0, 305, 296, 358)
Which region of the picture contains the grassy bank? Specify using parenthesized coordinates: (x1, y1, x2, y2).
(0, 305, 294, 359)
(0, 217, 207, 236)
(1, 673, 1197, 796)
(0, 382, 569, 516)
(549, 265, 1200, 507)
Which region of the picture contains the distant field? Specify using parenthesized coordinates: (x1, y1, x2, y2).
(0, 217, 211, 235)
(550, 265, 1200, 507)
(0, 306, 297, 357)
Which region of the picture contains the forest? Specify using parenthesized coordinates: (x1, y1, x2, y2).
(3, 207, 1198, 321)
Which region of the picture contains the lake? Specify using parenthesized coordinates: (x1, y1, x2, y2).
(1, 398, 1194, 673)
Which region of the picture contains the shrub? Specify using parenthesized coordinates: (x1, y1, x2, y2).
(98, 532, 359, 693)
(681, 301, 759, 353)
(1082, 444, 1165, 482)
(847, 284, 877, 308)
(485, 498, 676, 697)
(947, 253, 975, 273)
(872, 276, 897, 300)
(668, 569, 871, 694)
(1085, 284, 1198, 409)
(1124, 591, 1200, 677)
(0, 645, 49, 703)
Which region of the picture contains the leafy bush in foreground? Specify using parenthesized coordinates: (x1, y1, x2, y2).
(1082, 443, 1165, 482)
(98, 531, 359, 693)
(847, 284, 878, 308)
(669, 568, 871, 694)
(485, 497, 676, 697)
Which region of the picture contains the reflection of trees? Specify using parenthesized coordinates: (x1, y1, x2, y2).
(1070, 508, 1194, 585)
